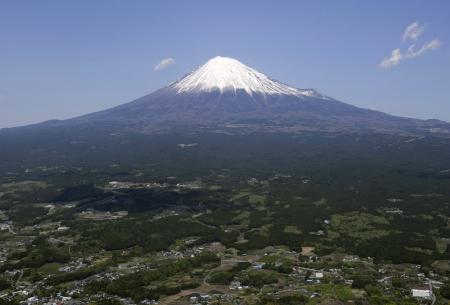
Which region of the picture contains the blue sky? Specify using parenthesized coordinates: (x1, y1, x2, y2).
(1, 0, 449, 127)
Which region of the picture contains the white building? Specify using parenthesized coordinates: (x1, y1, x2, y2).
(57, 226, 69, 232)
(411, 289, 432, 299)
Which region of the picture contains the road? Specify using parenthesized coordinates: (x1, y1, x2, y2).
(428, 278, 436, 305)
(16, 269, 23, 284)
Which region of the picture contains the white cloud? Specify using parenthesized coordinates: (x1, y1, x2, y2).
(379, 39, 441, 69)
(154, 58, 175, 71)
(379, 21, 441, 69)
(405, 39, 441, 58)
(379, 48, 403, 69)
(402, 22, 425, 42)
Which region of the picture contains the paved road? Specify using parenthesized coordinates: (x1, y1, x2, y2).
(427, 278, 436, 305)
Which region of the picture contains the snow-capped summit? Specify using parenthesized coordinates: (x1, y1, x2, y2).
(173, 56, 317, 97)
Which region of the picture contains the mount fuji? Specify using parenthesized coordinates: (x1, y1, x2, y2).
(3, 56, 450, 135)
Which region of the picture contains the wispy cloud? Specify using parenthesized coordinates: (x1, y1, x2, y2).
(379, 22, 441, 69)
(379, 39, 441, 69)
(154, 58, 175, 71)
(379, 48, 403, 69)
(402, 21, 425, 42)
(406, 39, 441, 58)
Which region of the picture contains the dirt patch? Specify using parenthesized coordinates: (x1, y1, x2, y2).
(301, 246, 315, 256)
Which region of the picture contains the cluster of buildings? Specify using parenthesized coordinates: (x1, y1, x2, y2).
(189, 293, 241, 305)
(78, 209, 128, 220)
(16, 293, 139, 305)
(158, 245, 212, 260)
(106, 180, 203, 191)
(106, 181, 169, 190)
(0, 220, 13, 233)
(58, 257, 93, 273)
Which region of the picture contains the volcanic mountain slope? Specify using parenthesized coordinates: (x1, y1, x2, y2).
(60, 56, 446, 135)
(5, 56, 450, 135)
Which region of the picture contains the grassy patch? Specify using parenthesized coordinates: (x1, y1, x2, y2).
(229, 191, 251, 202)
(229, 192, 266, 205)
(283, 226, 302, 235)
(330, 212, 390, 240)
(1, 181, 49, 193)
(38, 262, 63, 275)
(249, 194, 267, 205)
(306, 284, 354, 301)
